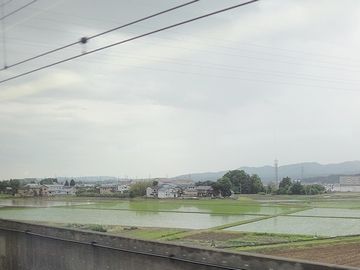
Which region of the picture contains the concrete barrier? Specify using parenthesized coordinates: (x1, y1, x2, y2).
(0, 219, 356, 270)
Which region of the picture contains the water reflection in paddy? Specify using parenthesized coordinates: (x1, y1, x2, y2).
(0, 207, 260, 229)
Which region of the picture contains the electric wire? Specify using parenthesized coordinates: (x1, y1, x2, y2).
(5, 36, 360, 87)
(0, 0, 37, 21)
(27, 2, 360, 65)
(0, 0, 200, 72)
(138, 39, 360, 73)
(91, 52, 360, 86)
(0, 0, 260, 84)
(71, 56, 360, 93)
(3, 0, 66, 33)
(4, 0, 359, 73)
(5, 27, 360, 76)
(10, 16, 360, 70)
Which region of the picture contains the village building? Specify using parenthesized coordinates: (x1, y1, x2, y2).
(3, 186, 13, 195)
(196, 186, 214, 197)
(99, 185, 117, 195)
(146, 186, 158, 198)
(117, 185, 130, 194)
(46, 185, 75, 196)
(157, 185, 179, 198)
(339, 176, 360, 192)
(182, 185, 198, 197)
(16, 184, 49, 197)
(146, 184, 179, 198)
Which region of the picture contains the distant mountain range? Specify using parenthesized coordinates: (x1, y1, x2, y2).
(173, 161, 360, 183)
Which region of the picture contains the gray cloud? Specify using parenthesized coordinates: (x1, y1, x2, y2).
(0, 0, 359, 179)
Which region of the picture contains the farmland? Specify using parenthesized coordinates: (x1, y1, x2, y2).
(0, 193, 359, 267)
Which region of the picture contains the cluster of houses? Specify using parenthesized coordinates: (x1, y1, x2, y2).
(80, 180, 214, 199)
(146, 184, 214, 199)
(10, 177, 214, 199)
(98, 184, 130, 195)
(16, 183, 132, 197)
(16, 183, 76, 197)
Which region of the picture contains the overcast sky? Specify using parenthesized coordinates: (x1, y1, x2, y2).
(0, 0, 359, 179)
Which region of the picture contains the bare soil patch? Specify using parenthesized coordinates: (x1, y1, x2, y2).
(262, 242, 360, 268)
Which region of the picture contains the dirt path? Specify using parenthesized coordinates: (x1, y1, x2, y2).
(262, 242, 360, 268)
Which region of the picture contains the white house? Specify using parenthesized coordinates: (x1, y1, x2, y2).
(182, 185, 198, 197)
(117, 185, 130, 193)
(157, 185, 179, 199)
(46, 185, 75, 196)
(146, 187, 157, 198)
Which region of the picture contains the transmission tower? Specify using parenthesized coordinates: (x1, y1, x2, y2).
(275, 159, 279, 187)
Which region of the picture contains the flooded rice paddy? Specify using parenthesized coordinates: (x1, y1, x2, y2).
(0, 207, 259, 229)
(225, 215, 360, 236)
(290, 208, 360, 218)
(0, 195, 359, 235)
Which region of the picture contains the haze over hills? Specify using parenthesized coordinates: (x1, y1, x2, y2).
(57, 176, 118, 182)
(173, 161, 360, 183)
(9, 161, 359, 184)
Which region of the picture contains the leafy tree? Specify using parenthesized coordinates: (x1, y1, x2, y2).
(216, 170, 265, 195)
(0, 181, 7, 193)
(64, 180, 69, 187)
(266, 182, 276, 194)
(222, 170, 249, 193)
(40, 178, 57, 185)
(304, 184, 325, 195)
(289, 181, 305, 195)
(211, 182, 220, 196)
(279, 177, 292, 189)
(152, 180, 158, 187)
(212, 177, 232, 197)
(276, 177, 325, 196)
(195, 180, 214, 186)
(250, 174, 265, 193)
(0, 180, 21, 195)
(129, 181, 153, 197)
(9, 179, 20, 194)
(278, 177, 292, 194)
(211, 170, 264, 197)
(70, 179, 76, 187)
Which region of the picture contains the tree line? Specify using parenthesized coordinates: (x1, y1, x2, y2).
(198, 170, 326, 197)
(198, 170, 265, 197)
(0, 179, 20, 195)
(276, 177, 325, 195)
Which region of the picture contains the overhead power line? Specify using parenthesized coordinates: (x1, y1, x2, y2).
(0, 0, 200, 71)
(0, 0, 259, 84)
(71, 54, 359, 92)
(0, 0, 37, 21)
(3, 0, 69, 33)
(21, 4, 360, 66)
(5, 34, 360, 86)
